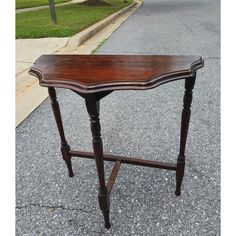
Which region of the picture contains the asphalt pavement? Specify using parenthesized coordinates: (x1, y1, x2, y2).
(16, 0, 220, 235)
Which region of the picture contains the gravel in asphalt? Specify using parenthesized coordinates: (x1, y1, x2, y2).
(16, 0, 220, 235)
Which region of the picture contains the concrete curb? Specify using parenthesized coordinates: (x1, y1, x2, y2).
(56, 1, 138, 53)
(16, 1, 141, 127)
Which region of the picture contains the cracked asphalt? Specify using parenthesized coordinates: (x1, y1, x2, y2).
(16, 0, 220, 235)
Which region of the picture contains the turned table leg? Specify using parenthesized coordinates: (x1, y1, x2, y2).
(85, 95, 111, 229)
(175, 76, 196, 196)
(48, 87, 74, 177)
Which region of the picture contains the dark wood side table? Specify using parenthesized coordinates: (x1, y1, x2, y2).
(29, 55, 204, 229)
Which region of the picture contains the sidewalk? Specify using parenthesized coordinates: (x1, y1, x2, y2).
(16, 0, 140, 126)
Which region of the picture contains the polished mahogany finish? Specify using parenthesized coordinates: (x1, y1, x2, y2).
(29, 54, 204, 229)
(85, 94, 111, 229)
(48, 87, 74, 177)
(175, 76, 196, 196)
(68, 150, 177, 170)
(107, 161, 121, 194)
(29, 55, 203, 94)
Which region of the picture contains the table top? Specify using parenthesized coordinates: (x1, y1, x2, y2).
(29, 55, 204, 94)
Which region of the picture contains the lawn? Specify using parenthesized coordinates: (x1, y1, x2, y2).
(16, 0, 71, 9)
(16, 0, 132, 38)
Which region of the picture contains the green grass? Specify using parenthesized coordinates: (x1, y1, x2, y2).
(16, 0, 132, 38)
(16, 0, 71, 9)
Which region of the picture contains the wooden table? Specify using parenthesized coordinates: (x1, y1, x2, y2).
(29, 55, 204, 229)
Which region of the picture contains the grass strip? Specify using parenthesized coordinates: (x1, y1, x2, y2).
(16, 0, 71, 9)
(16, 0, 132, 38)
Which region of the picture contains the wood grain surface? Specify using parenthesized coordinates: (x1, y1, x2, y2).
(29, 54, 204, 93)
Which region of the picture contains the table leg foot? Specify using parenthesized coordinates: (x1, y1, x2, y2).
(98, 190, 111, 229)
(104, 216, 111, 229)
(64, 158, 74, 178)
(61, 143, 74, 177)
(175, 156, 185, 196)
(175, 177, 182, 195)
